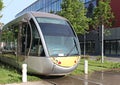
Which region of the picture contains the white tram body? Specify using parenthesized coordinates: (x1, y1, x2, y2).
(0, 12, 81, 75)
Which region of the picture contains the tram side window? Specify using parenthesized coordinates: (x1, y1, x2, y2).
(29, 19, 45, 56)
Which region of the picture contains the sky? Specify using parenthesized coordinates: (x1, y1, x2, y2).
(0, 0, 37, 24)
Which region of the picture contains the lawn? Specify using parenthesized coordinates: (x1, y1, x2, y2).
(0, 62, 40, 84)
(71, 59, 120, 75)
(0, 58, 120, 84)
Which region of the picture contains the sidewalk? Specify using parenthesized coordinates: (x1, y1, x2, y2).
(90, 56, 120, 62)
(105, 57, 120, 62)
(5, 81, 52, 85)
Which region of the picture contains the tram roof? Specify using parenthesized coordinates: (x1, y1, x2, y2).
(3, 11, 67, 29)
(31, 11, 67, 20)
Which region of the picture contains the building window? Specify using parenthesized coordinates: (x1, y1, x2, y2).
(117, 40, 120, 55)
(80, 40, 95, 55)
(104, 40, 120, 56)
(104, 41, 110, 55)
(84, 0, 91, 3)
(111, 41, 117, 55)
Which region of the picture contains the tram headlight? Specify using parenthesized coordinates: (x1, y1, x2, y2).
(58, 61, 61, 65)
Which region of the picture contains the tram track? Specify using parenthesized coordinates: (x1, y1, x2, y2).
(43, 75, 102, 85)
(69, 75, 103, 85)
(45, 80, 57, 85)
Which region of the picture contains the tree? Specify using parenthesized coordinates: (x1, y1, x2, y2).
(58, 0, 90, 34)
(90, 0, 114, 63)
(0, 0, 3, 18)
(90, 0, 114, 29)
(0, 0, 4, 39)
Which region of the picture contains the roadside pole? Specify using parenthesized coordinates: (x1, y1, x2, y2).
(22, 64, 27, 82)
(84, 59, 88, 74)
(101, 24, 104, 63)
(84, 33, 88, 75)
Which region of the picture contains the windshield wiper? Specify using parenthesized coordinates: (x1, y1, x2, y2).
(66, 45, 76, 56)
(66, 38, 79, 56)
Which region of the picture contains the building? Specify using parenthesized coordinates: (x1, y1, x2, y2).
(16, 0, 120, 57)
(16, 0, 97, 17)
(16, 0, 63, 17)
(80, 0, 120, 56)
(104, 0, 120, 56)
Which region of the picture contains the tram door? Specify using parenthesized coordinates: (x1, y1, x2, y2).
(17, 22, 32, 62)
(21, 23, 31, 57)
(20, 19, 45, 58)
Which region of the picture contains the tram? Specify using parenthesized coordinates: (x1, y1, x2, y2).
(0, 12, 81, 75)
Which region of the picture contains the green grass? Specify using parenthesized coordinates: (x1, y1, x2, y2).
(71, 59, 120, 75)
(0, 63, 40, 84)
(0, 65, 20, 84)
(0, 58, 120, 84)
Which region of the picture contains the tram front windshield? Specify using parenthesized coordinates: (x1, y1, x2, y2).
(36, 17, 80, 57)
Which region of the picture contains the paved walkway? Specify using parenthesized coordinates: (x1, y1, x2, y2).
(90, 56, 120, 62)
(105, 57, 120, 62)
(5, 81, 52, 85)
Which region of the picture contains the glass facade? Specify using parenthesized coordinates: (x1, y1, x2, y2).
(84, 0, 93, 3)
(16, 0, 62, 17)
(105, 40, 120, 56)
(85, 0, 97, 7)
(80, 41, 95, 55)
(16, 0, 97, 17)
